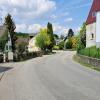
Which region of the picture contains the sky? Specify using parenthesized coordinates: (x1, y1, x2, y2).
(0, 0, 93, 35)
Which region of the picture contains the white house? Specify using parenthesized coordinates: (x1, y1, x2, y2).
(86, 0, 100, 48)
(0, 25, 13, 61)
(5, 32, 12, 52)
(28, 35, 40, 52)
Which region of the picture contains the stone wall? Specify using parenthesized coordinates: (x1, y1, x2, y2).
(77, 54, 100, 67)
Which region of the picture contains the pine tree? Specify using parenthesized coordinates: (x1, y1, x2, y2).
(47, 22, 55, 51)
(67, 29, 74, 38)
(4, 13, 17, 52)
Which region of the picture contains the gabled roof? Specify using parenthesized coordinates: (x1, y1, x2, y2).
(86, 0, 100, 25)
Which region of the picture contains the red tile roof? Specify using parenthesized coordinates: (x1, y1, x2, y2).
(86, 0, 100, 25)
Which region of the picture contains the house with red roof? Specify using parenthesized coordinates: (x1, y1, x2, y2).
(86, 0, 100, 48)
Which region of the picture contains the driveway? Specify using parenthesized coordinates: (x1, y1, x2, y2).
(0, 51, 100, 100)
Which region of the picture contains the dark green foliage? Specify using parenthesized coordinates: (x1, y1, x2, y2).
(47, 22, 55, 51)
(66, 38, 72, 49)
(81, 33, 86, 47)
(4, 14, 16, 34)
(15, 32, 29, 38)
(4, 13, 16, 52)
(58, 41, 64, 50)
(77, 23, 86, 53)
(77, 38, 85, 53)
(79, 46, 100, 59)
(53, 34, 59, 39)
(80, 23, 86, 47)
(0, 29, 8, 52)
(0, 54, 3, 63)
(67, 29, 74, 38)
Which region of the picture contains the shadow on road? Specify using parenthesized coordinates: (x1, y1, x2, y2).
(0, 67, 13, 73)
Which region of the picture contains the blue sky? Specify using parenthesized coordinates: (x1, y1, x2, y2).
(0, 0, 93, 35)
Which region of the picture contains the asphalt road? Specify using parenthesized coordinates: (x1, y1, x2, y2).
(0, 51, 100, 100)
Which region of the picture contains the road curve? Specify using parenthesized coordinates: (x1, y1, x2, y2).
(0, 51, 100, 100)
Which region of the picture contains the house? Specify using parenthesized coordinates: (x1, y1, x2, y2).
(28, 34, 40, 52)
(86, 0, 100, 48)
(15, 36, 29, 51)
(0, 25, 13, 62)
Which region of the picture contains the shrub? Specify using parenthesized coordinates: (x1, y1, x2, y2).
(66, 38, 72, 49)
(71, 37, 78, 49)
(53, 45, 59, 50)
(36, 29, 51, 52)
(78, 46, 100, 59)
(58, 41, 64, 50)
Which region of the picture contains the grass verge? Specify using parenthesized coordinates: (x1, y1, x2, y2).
(73, 55, 100, 72)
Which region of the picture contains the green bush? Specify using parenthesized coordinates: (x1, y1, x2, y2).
(36, 29, 51, 52)
(53, 45, 59, 50)
(66, 39, 72, 49)
(58, 41, 64, 50)
(77, 41, 85, 53)
(78, 46, 100, 59)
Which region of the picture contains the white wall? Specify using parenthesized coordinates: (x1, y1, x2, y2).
(86, 23, 96, 47)
(28, 36, 40, 52)
(96, 11, 100, 48)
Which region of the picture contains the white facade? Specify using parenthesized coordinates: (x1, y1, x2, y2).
(5, 33, 12, 52)
(86, 23, 96, 47)
(96, 11, 100, 48)
(86, 11, 100, 48)
(28, 36, 40, 52)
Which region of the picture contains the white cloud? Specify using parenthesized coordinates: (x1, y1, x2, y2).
(16, 24, 28, 33)
(53, 23, 68, 36)
(16, 23, 69, 35)
(50, 14, 57, 19)
(28, 24, 42, 33)
(0, 0, 56, 19)
(64, 18, 73, 22)
(75, 26, 81, 33)
(16, 24, 43, 33)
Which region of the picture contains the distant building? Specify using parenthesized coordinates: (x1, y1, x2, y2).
(28, 35, 40, 52)
(86, 0, 100, 48)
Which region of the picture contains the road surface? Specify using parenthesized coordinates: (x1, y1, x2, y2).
(0, 51, 100, 100)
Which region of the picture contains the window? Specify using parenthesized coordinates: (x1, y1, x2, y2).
(9, 46, 12, 50)
(6, 45, 8, 50)
(91, 33, 94, 40)
(92, 12, 96, 18)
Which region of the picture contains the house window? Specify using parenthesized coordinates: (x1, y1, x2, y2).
(6, 45, 8, 50)
(92, 12, 96, 18)
(9, 46, 12, 50)
(91, 33, 94, 40)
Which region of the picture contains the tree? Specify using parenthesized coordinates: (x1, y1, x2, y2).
(47, 22, 55, 51)
(0, 29, 8, 52)
(36, 29, 51, 52)
(71, 36, 78, 49)
(67, 29, 74, 38)
(77, 23, 86, 52)
(80, 23, 86, 47)
(58, 41, 64, 50)
(53, 34, 59, 39)
(4, 13, 16, 52)
(66, 38, 72, 49)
